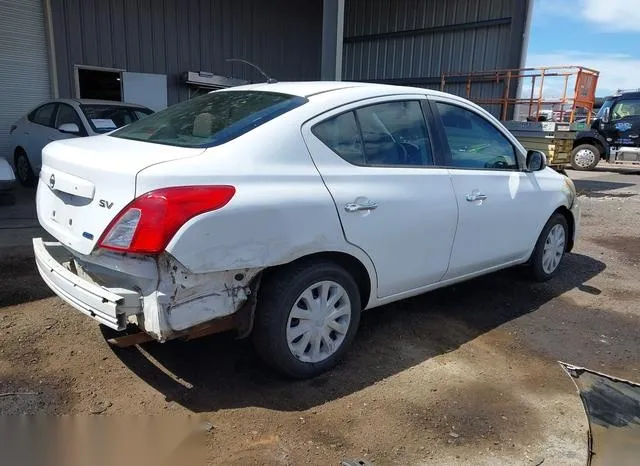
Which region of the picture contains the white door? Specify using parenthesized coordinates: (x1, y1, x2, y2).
(302, 97, 459, 298)
(431, 99, 548, 279)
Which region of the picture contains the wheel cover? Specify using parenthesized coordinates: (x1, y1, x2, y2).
(574, 149, 596, 168)
(286, 280, 352, 363)
(542, 224, 566, 274)
(16, 155, 30, 181)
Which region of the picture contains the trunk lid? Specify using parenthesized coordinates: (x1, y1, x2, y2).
(36, 135, 205, 255)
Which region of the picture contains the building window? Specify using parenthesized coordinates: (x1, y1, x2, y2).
(75, 66, 122, 101)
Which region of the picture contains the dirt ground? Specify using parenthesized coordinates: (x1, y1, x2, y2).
(1, 164, 639, 465)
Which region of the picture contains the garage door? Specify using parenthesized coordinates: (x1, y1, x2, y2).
(0, 0, 51, 162)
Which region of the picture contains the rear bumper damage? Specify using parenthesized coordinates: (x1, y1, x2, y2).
(34, 239, 140, 330)
(561, 362, 640, 466)
(33, 238, 262, 341)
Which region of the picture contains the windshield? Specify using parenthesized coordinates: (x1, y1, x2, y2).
(110, 91, 307, 148)
(596, 98, 614, 119)
(81, 105, 154, 133)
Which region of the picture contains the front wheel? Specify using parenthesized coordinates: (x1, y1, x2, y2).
(571, 144, 600, 171)
(527, 213, 569, 282)
(253, 261, 361, 378)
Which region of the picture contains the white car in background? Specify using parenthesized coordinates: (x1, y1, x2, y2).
(8, 99, 153, 186)
(33, 82, 579, 378)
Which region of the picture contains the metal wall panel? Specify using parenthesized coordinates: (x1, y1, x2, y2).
(50, 0, 323, 104)
(0, 0, 51, 160)
(343, 0, 529, 118)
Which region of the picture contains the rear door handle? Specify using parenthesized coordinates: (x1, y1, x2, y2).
(466, 192, 488, 202)
(344, 200, 378, 212)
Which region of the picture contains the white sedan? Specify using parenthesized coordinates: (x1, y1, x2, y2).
(8, 99, 153, 186)
(33, 82, 579, 378)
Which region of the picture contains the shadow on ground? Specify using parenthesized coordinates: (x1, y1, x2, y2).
(0, 246, 53, 307)
(573, 178, 636, 195)
(104, 252, 605, 413)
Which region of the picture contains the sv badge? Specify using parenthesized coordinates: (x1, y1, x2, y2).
(99, 200, 114, 209)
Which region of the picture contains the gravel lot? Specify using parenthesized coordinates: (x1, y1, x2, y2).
(1, 164, 639, 465)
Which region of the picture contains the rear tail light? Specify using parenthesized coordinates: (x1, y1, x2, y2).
(97, 186, 235, 255)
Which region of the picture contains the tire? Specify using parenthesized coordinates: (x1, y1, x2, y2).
(570, 144, 600, 171)
(527, 213, 569, 282)
(253, 261, 361, 378)
(14, 149, 36, 187)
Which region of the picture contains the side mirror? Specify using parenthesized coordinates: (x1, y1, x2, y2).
(526, 150, 547, 172)
(58, 123, 80, 134)
(602, 107, 610, 124)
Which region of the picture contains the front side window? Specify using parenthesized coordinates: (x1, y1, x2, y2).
(112, 91, 306, 147)
(30, 104, 57, 127)
(312, 100, 432, 167)
(55, 104, 83, 130)
(436, 102, 517, 170)
(611, 98, 640, 120)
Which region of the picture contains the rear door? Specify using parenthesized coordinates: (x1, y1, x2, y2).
(302, 96, 458, 298)
(24, 103, 59, 170)
(430, 98, 549, 279)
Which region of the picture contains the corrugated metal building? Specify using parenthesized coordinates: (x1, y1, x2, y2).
(0, 0, 531, 160)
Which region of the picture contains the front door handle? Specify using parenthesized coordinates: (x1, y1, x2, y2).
(344, 200, 378, 212)
(466, 192, 488, 202)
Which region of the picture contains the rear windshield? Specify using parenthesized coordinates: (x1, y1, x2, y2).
(81, 105, 153, 133)
(110, 91, 307, 148)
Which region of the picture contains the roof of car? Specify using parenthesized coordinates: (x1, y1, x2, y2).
(222, 81, 446, 99)
(53, 98, 151, 109)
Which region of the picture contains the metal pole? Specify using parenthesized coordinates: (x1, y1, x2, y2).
(537, 69, 546, 119)
(501, 71, 512, 120)
(528, 75, 536, 118)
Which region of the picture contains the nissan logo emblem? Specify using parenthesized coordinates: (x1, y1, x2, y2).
(49, 174, 55, 189)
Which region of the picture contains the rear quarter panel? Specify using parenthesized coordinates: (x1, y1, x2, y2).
(135, 116, 378, 303)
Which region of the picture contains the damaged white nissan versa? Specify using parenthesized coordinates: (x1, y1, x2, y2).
(34, 82, 579, 378)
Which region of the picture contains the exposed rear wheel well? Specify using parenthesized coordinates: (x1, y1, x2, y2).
(573, 138, 604, 158)
(265, 252, 372, 309)
(554, 206, 575, 252)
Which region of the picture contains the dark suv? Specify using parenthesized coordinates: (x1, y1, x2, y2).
(571, 91, 640, 170)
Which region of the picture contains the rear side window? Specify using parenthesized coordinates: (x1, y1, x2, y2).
(312, 100, 433, 167)
(112, 91, 307, 148)
(312, 112, 364, 164)
(30, 104, 57, 127)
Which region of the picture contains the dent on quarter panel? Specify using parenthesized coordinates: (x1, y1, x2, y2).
(157, 254, 262, 333)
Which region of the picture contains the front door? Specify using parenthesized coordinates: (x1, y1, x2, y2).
(605, 97, 640, 152)
(431, 99, 547, 279)
(302, 96, 458, 298)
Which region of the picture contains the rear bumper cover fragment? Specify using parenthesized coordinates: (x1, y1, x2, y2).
(33, 238, 141, 330)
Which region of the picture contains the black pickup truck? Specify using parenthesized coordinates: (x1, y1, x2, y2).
(571, 90, 640, 170)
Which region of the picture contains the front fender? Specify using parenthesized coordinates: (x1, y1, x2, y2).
(574, 130, 610, 157)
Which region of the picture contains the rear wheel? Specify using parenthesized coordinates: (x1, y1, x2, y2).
(14, 149, 35, 187)
(253, 261, 361, 378)
(527, 213, 569, 282)
(570, 144, 600, 171)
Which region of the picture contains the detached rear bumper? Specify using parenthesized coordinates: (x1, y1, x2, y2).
(33, 238, 141, 330)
